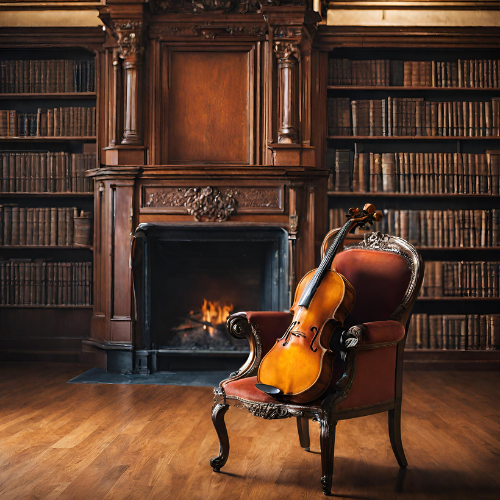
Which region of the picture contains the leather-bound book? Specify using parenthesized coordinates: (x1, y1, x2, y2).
(403, 61, 411, 86)
(49, 207, 57, 246)
(63, 107, 70, 136)
(381, 153, 395, 192)
(85, 262, 91, 305)
(358, 152, 369, 192)
(53, 107, 60, 137)
(66, 207, 75, 246)
(334, 149, 352, 192)
(11, 205, 21, 245)
(352, 152, 359, 192)
(56, 60, 64, 93)
(351, 100, 358, 136)
(0, 110, 8, 137)
(64, 60, 73, 92)
(69, 106, 75, 137)
(57, 207, 66, 246)
(487, 150, 499, 195)
(26, 208, 33, 246)
(62, 263, 68, 305)
(38, 208, 45, 246)
(8, 110, 17, 138)
(57, 263, 63, 304)
(46, 262, 54, 305)
(479, 315, 487, 349)
(32, 208, 39, 246)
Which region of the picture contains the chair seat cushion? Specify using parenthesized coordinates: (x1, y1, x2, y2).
(224, 357, 346, 405)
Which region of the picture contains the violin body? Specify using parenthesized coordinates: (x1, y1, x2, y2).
(256, 204, 381, 404)
(257, 268, 355, 403)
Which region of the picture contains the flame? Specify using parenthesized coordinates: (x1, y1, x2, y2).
(201, 299, 234, 336)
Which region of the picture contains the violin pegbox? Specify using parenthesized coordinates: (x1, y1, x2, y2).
(347, 204, 383, 230)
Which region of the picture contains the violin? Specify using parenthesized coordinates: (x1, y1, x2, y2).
(257, 204, 382, 403)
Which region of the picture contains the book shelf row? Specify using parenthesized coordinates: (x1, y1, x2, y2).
(0, 59, 95, 94)
(0, 107, 96, 138)
(421, 261, 499, 298)
(328, 97, 500, 137)
(328, 58, 500, 88)
(329, 208, 500, 248)
(0, 206, 92, 247)
(328, 150, 499, 195)
(1, 152, 95, 193)
(0, 260, 92, 306)
(407, 313, 499, 350)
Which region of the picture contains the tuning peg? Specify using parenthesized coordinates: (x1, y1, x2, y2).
(348, 207, 361, 217)
(374, 211, 383, 222)
(363, 203, 376, 215)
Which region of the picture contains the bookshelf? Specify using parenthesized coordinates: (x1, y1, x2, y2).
(0, 44, 99, 362)
(324, 42, 500, 369)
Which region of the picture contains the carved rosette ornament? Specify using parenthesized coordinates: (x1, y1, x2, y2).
(274, 41, 300, 144)
(184, 187, 237, 222)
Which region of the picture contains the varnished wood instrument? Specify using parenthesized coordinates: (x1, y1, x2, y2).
(257, 204, 382, 403)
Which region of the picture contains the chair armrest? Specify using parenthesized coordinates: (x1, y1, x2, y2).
(222, 311, 293, 387)
(356, 320, 405, 348)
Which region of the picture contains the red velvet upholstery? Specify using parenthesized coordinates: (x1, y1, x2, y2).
(246, 311, 293, 356)
(333, 248, 411, 327)
(359, 321, 405, 345)
(336, 345, 398, 411)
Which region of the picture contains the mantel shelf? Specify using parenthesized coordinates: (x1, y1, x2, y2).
(0, 137, 96, 142)
(327, 86, 500, 92)
(327, 136, 500, 141)
(0, 93, 96, 99)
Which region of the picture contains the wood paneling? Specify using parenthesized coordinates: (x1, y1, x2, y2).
(0, 363, 498, 499)
(165, 47, 253, 164)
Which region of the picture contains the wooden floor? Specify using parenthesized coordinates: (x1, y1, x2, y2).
(0, 364, 498, 500)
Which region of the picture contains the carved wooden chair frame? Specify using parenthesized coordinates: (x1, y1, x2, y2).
(210, 231, 424, 495)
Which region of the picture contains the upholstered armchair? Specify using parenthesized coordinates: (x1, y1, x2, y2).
(210, 231, 424, 495)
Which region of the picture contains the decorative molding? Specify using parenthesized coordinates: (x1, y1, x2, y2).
(273, 26, 303, 39)
(213, 387, 226, 406)
(150, 0, 262, 14)
(149, 24, 267, 38)
(144, 186, 282, 214)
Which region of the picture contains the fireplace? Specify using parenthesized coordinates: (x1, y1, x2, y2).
(132, 223, 289, 373)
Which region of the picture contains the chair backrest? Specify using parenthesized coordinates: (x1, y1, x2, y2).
(324, 231, 424, 329)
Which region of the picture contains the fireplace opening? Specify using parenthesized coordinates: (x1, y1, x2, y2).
(133, 224, 289, 372)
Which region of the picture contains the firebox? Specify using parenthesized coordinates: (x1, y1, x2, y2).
(132, 223, 289, 373)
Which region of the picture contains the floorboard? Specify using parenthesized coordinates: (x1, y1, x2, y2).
(0, 363, 498, 500)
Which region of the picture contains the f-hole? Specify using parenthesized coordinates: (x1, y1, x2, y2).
(310, 326, 319, 352)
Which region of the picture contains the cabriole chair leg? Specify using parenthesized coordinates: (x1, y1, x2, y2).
(388, 406, 408, 468)
(210, 404, 230, 472)
(296, 416, 310, 451)
(320, 417, 337, 496)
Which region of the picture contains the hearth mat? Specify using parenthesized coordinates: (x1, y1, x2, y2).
(68, 367, 231, 387)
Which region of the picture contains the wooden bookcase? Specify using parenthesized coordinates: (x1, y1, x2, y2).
(316, 27, 500, 370)
(0, 28, 105, 362)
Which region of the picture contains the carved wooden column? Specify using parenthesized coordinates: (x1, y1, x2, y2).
(108, 48, 122, 147)
(264, 6, 320, 167)
(274, 40, 300, 144)
(115, 21, 145, 145)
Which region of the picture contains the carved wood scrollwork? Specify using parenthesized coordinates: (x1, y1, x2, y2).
(149, 0, 306, 14)
(145, 186, 282, 215)
(235, 400, 304, 419)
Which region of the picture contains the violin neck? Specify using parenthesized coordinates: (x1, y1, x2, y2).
(297, 218, 358, 308)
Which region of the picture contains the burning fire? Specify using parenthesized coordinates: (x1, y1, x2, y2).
(200, 299, 234, 336)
